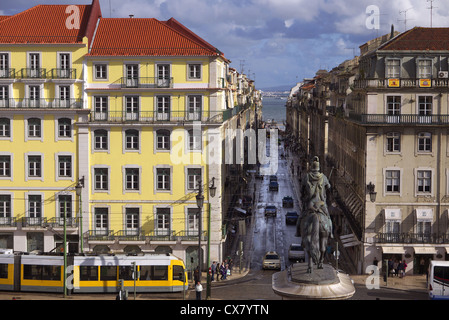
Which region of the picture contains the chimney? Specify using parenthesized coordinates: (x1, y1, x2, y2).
(390, 24, 395, 38)
(129, 14, 134, 18)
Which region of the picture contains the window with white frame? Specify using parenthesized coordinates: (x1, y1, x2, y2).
(188, 95, 202, 120)
(0, 86, 9, 108)
(58, 118, 72, 138)
(156, 96, 170, 120)
(94, 129, 108, 150)
(59, 53, 70, 78)
(417, 132, 432, 152)
(58, 194, 72, 221)
(156, 168, 170, 191)
(94, 168, 109, 191)
(125, 208, 139, 235)
(386, 132, 401, 153)
(156, 208, 170, 235)
(28, 155, 41, 177)
(188, 129, 201, 151)
(94, 64, 107, 80)
(28, 85, 40, 107)
(27, 118, 41, 138)
(0, 53, 9, 77)
(0, 195, 11, 220)
(125, 96, 139, 120)
(0, 156, 10, 177)
(156, 129, 170, 150)
(0, 118, 10, 137)
(94, 207, 108, 234)
(188, 64, 201, 80)
(417, 170, 432, 194)
(125, 168, 139, 191)
(187, 208, 199, 234)
(187, 168, 201, 191)
(418, 96, 432, 116)
(28, 195, 42, 224)
(418, 59, 432, 79)
(94, 96, 108, 121)
(386, 96, 401, 115)
(386, 59, 401, 78)
(58, 155, 72, 178)
(385, 170, 400, 193)
(125, 129, 139, 150)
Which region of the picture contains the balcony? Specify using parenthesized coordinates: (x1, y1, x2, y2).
(353, 78, 449, 90)
(348, 113, 449, 125)
(118, 77, 173, 88)
(90, 110, 226, 123)
(0, 68, 15, 79)
(0, 98, 83, 109)
(50, 68, 76, 80)
(376, 232, 449, 244)
(19, 68, 47, 79)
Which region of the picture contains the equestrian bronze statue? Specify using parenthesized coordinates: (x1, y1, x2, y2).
(295, 156, 333, 273)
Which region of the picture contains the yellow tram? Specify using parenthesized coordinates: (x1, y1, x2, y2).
(0, 252, 188, 294)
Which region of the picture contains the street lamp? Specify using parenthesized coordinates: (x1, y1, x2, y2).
(75, 176, 84, 253)
(367, 182, 377, 203)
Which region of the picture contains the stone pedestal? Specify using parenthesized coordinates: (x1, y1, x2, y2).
(272, 263, 355, 300)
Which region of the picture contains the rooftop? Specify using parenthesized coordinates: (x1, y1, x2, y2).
(379, 27, 449, 51)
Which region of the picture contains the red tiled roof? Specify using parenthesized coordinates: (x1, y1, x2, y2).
(380, 27, 449, 51)
(0, 3, 100, 44)
(88, 17, 226, 59)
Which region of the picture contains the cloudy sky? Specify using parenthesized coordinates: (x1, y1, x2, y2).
(2, 0, 449, 89)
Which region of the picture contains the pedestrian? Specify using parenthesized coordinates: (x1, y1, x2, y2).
(220, 262, 226, 280)
(211, 261, 217, 282)
(397, 260, 405, 278)
(228, 259, 233, 276)
(195, 281, 203, 300)
(402, 260, 407, 278)
(193, 266, 200, 284)
(393, 260, 399, 277)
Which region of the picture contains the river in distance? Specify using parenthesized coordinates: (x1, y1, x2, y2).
(261, 96, 287, 129)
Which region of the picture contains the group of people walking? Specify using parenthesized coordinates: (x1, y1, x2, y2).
(210, 260, 232, 281)
(387, 258, 408, 278)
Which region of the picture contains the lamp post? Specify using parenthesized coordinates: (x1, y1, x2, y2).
(367, 182, 377, 203)
(196, 181, 204, 286)
(206, 178, 216, 300)
(75, 177, 84, 253)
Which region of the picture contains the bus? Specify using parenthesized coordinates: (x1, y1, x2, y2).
(428, 260, 449, 300)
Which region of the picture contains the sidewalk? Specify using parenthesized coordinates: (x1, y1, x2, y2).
(350, 274, 428, 293)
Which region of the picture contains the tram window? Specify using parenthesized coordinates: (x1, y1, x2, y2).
(172, 265, 184, 281)
(42, 265, 61, 281)
(23, 265, 61, 281)
(139, 266, 168, 281)
(0, 264, 8, 279)
(119, 266, 134, 280)
(100, 266, 117, 281)
(80, 266, 98, 281)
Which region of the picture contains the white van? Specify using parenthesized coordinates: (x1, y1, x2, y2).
(428, 260, 449, 300)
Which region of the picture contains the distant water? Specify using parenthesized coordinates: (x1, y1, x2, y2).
(261, 96, 287, 126)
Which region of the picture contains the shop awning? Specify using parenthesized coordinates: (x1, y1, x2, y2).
(381, 246, 405, 254)
(415, 208, 433, 221)
(413, 246, 437, 254)
(384, 208, 401, 220)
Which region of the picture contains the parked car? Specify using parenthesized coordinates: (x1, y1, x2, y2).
(262, 251, 281, 270)
(282, 196, 293, 208)
(288, 244, 305, 262)
(285, 211, 299, 225)
(269, 181, 279, 191)
(265, 205, 277, 217)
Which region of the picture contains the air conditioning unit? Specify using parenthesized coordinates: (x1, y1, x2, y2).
(438, 71, 448, 78)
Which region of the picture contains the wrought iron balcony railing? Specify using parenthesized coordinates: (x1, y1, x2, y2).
(0, 98, 83, 109)
(348, 113, 449, 125)
(50, 68, 76, 80)
(0, 68, 15, 78)
(353, 78, 449, 89)
(376, 232, 449, 244)
(19, 68, 47, 79)
(90, 110, 226, 123)
(118, 77, 173, 88)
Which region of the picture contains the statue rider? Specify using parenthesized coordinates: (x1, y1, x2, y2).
(295, 156, 333, 238)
